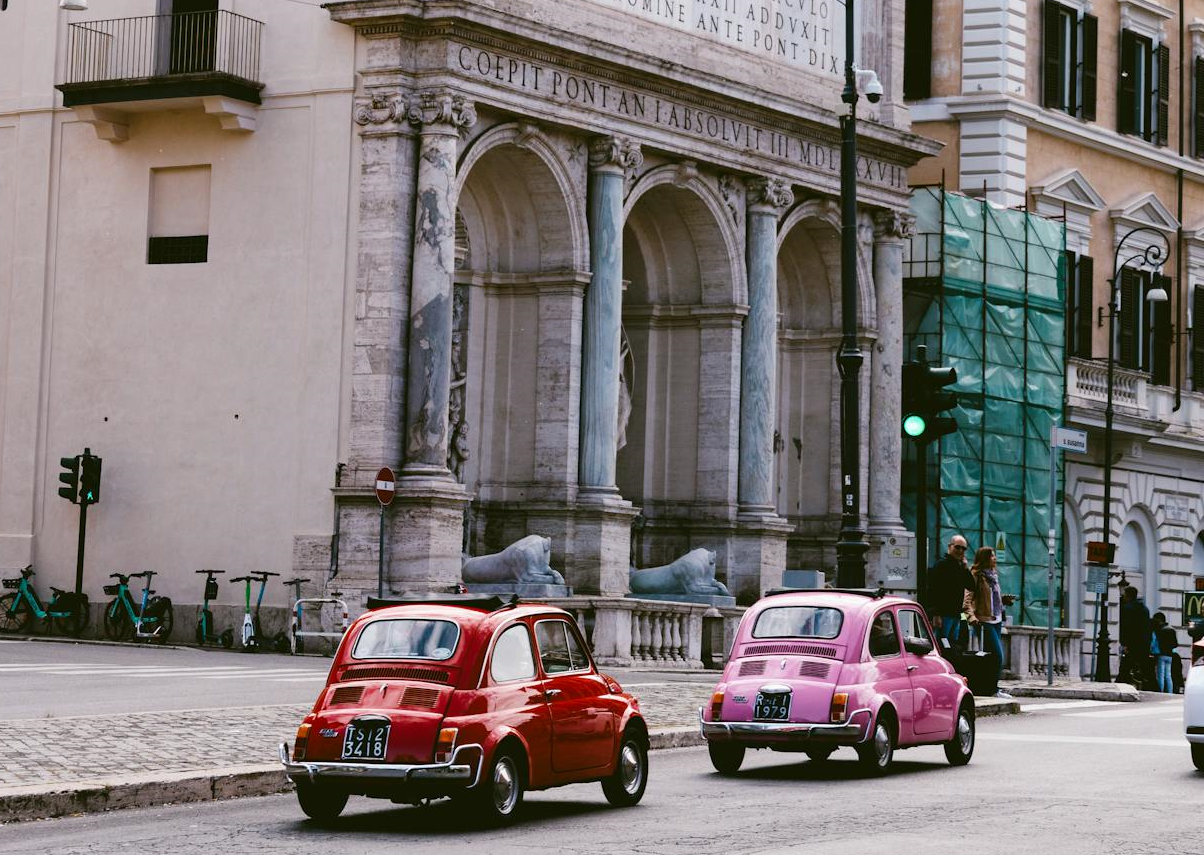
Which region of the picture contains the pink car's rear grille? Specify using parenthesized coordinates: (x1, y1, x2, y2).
(341, 666, 451, 684)
(399, 687, 440, 709)
(798, 661, 831, 678)
(737, 660, 767, 677)
(329, 686, 365, 705)
(744, 643, 839, 658)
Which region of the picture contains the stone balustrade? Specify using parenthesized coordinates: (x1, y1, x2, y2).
(1067, 358, 1145, 410)
(544, 596, 744, 670)
(1001, 624, 1085, 681)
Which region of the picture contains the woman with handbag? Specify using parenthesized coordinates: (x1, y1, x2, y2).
(963, 546, 1015, 699)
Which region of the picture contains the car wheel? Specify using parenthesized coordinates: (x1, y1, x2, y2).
(1192, 743, 1204, 772)
(944, 704, 975, 766)
(472, 748, 524, 825)
(805, 747, 834, 763)
(294, 780, 347, 823)
(601, 732, 648, 807)
(856, 713, 895, 776)
(707, 742, 745, 775)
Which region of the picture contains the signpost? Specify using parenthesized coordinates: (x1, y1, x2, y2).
(1046, 424, 1087, 685)
(375, 467, 395, 599)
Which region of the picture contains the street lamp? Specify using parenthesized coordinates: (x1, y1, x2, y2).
(1092, 226, 1169, 682)
(834, 0, 882, 587)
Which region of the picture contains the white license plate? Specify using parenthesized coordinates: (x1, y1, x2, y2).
(341, 721, 390, 760)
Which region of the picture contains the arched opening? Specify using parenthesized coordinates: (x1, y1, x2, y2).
(775, 215, 840, 566)
(1194, 532, 1204, 577)
(619, 182, 737, 563)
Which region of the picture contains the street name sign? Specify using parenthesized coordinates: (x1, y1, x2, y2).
(1053, 427, 1088, 453)
(375, 467, 396, 506)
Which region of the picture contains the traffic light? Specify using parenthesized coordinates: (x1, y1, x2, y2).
(80, 450, 102, 505)
(901, 346, 960, 444)
(58, 456, 81, 504)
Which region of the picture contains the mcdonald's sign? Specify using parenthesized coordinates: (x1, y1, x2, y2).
(1184, 592, 1204, 622)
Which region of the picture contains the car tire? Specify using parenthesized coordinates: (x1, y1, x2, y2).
(944, 704, 975, 766)
(1192, 743, 1204, 772)
(707, 742, 745, 775)
(471, 748, 525, 825)
(601, 731, 648, 807)
(856, 712, 895, 776)
(805, 747, 834, 763)
(295, 780, 347, 823)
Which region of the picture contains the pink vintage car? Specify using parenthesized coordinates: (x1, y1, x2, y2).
(700, 588, 975, 775)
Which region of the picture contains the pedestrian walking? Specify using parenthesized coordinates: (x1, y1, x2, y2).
(1118, 583, 1151, 689)
(963, 546, 1015, 699)
(926, 535, 974, 647)
(1150, 611, 1179, 694)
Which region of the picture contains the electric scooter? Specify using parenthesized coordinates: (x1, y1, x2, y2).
(230, 571, 279, 650)
(194, 569, 234, 648)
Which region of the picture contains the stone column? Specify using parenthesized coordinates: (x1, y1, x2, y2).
(731, 177, 794, 604)
(389, 90, 475, 594)
(569, 136, 642, 596)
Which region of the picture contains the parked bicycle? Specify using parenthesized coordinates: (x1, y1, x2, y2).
(230, 571, 285, 651)
(0, 566, 90, 637)
(102, 571, 173, 642)
(195, 569, 234, 648)
(282, 578, 349, 655)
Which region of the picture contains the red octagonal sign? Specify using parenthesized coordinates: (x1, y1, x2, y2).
(375, 466, 396, 506)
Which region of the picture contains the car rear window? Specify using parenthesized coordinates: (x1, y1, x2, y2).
(752, 606, 843, 639)
(352, 619, 460, 660)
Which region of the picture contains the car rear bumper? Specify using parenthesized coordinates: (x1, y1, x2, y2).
(279, 742, 483, 788)
(698, 707, 873, 745)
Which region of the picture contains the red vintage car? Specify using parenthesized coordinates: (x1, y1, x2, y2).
(280, 594, 649, 824)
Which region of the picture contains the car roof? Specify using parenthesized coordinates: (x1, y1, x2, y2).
(752, 590, 919, 612)
(355, 601, 571, 626)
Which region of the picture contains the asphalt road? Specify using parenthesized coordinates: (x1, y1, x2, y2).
(0, 694, 1193, 854)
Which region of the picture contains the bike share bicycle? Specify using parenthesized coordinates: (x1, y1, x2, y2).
(195, 569, 234, 648)
(0, 566, 90, 637)
(230, 571, 287, 651)
(102, 571, 173, 642)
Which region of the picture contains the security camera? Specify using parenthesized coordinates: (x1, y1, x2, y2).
(854, 68, 884, 104)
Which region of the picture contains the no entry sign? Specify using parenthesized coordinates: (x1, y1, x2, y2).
(375, 467, 396, 506)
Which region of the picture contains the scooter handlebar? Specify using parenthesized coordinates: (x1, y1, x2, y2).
(196, 569, 225, 575)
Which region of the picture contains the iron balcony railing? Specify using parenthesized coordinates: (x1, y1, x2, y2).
(63, 11, 263, 86)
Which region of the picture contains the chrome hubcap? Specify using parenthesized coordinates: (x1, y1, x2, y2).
(874, 724, 891, 766)
(492, 758, 518, 814)
(957, 714, 973, 754)
(619, 743, 643, 794)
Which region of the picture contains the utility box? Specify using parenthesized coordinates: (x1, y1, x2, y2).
(871, 534, 916, 593)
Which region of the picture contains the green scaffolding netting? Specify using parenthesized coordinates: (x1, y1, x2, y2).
(902, 188, 1067, 628)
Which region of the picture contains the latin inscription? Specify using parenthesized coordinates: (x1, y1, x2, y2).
(455, 45, 906, 191)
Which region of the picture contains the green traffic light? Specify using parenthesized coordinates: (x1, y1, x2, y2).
(903, 413, 927, 437)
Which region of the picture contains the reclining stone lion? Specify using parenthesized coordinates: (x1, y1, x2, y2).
(629, 548, 729, 596)
(462, 534, 566, 586)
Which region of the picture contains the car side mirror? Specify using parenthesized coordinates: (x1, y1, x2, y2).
(903, 636, 933, 656)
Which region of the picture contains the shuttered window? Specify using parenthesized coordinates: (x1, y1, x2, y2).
(1118, 268, 1141, 369)
(1192, 285, 1204, 390)
(1119, 31, 1168, 145)
(1195, 58, 1204, 158)
(1149, 275, 1172, 385)
(1042, 2, 1096, 120)
(903, 0, 933, 100)
(1065, 253, 1094, 359)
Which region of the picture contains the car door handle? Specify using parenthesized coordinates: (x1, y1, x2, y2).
(544, 688, 562, 699)
(906, 665, 919, 672)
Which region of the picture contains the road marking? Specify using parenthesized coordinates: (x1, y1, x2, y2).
(1066, 704, 1184, 719)
(197, 670, 327, 679)
(978, 733, 1183, 748)
(266, 676, 329, 682)
(1018, 700, 1115, 712)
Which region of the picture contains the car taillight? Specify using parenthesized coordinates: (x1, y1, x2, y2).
(830, 693, 849, 723)
(293, 723, 311, 761)
(710, 689, 725, 721)
(435, 727, 458, 763)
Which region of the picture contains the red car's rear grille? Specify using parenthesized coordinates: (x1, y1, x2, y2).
(330, 686, 365, 705)
(744, 643, 839, 658)
(341, 666, 451, 684)
(737, 660, 767, 677)
(399, 687, 440, 709)
(798, 661, 831, 678)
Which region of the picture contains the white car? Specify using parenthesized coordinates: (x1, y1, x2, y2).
(1186, 628, 1204, 771)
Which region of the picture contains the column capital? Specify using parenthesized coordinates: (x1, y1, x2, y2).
(746, 177, 794, 213)
(873, 209, 916, 240)
(353, 91, 409, 133)
(589, 136, 643, 176)
(406, 90, 477, 134)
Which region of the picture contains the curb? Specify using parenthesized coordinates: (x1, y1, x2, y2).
(1004, 685, 1141, 702)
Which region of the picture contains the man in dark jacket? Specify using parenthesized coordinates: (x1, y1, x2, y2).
(1118, 583, 1151, 688)
(927, 535, 974, 645)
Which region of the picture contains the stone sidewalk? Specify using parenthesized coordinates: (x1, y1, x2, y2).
(0, 673, 1099, 823)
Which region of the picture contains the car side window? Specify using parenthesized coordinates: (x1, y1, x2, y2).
(868, 610, 901, 658)
(564, 623, 590, 670)
(898, 609, 933, 648)
(490, 623, 537, 683)
(535, 620, 580, 674)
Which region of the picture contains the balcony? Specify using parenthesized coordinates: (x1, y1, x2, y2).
(1066, 357, 1204, 445)
(56, 11, 264, 141)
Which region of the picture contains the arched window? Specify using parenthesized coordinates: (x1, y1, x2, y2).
(1117, 521, 1146, 587)
(1193, 532, 1204, 578)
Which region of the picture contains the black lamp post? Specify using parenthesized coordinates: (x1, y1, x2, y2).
(835, 2, 882, 587)
(1093, 226, 1169, 682)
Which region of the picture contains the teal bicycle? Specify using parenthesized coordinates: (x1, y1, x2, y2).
(0, 565, 90, 637)
(102, 571, 174, 642)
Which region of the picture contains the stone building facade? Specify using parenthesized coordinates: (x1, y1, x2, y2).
(0, 0, 934, 619)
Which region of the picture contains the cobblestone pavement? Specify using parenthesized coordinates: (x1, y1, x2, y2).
(0, 678, 715, 790)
